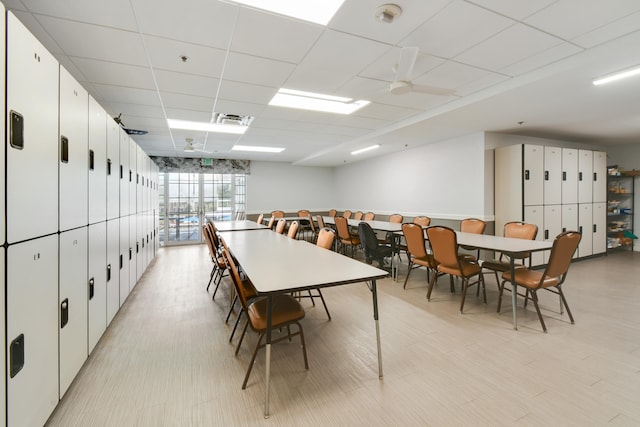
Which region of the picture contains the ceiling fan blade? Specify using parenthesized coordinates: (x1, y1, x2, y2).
(395, 46, 419, 82)
(410, 84, 456, 96)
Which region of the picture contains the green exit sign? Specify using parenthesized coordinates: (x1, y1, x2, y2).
(201, 158, 213, 166)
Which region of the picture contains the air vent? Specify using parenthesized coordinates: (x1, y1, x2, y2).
(213, 113, 254, 127)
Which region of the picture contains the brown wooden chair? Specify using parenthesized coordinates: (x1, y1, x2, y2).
(266, 216, 276, 230)
(459, 218, 486, 261)
(343, 210, 352, 219)
(305, 228, 336, 319)
(389, 213, 403, 223)
(498, 231, 581, 332)
(222, 246, 308, 389)
(316, 215, 327, 230)
(334, 216, 360, 257)
(275, 218, 286, 234)
(287, 220, 299, 239)
(426, 226, 485, 313)
(353, 211, 363, 220)
(256, 213, 264, 225)
(482, 221, 538, 288)
(296, 209, 313, 241)
(363, 212, 375, 221)
(328, 209, 337, 217)
(402, 223, 439, 290)
(271, 210, 285, 218)
(203, 224, 226, 296)
(413, 216, 431, 227)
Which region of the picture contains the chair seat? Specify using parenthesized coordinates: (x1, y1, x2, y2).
(341, 236, 360, 245)
(502, 269, 558, 289)
(247, 295, 306, 331)
(481, 259, 528, 272)
(439, 261, 481, 277)
(411, 254, 437, 269)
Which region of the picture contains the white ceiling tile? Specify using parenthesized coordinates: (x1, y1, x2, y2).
(466, 0, 557, 20)
(416, 61, 497, 91)
(224, 52, 295, 88)
(102, 102, 165, 120)
(12, 10, 63, 54)
(71, 57, 155, 89)
(4, 0, 27, 11)
(359, 47, 446, 83)
(154, 70, 219, 97)
(525, 0, 640, 40)
(143, 35, 226, 77)
(455, 23, 565, 71)
(353, 102, 420, 121)
(218, 80, 277, 105)
(454, 72, 510, 96)
(164, 109, 211, 122)
(402, 0, 515, 58)
(93, 84, 161, 106)
(22, 0, 138, 30)
(572, 10, 640, 48)
(57, 56, 88, 82)
(212, 100, 266, 118)
(499, 42, 582, 76)
(160, 92, 214, 112)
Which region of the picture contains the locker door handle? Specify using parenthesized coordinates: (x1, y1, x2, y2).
(61, 136, 69, 163)
(544, 230, 549, 240)
(129, 248, 133, 260)
(136, 173, 139, 184)
(89, 149, 95, 170)
(562, 171, 567, 181)
(107, 158, 112, 175)
(136, 242, 139, 253)
(107, 264, 112, 281)
(562, 227, 566, 232)
(579, 226, 583, 234)
(10, 334, 25, 378)
(544, 171, 549, 181)
(129, 170, 132, 182)
(120, 165, 123, 179)
(524, 170, 530, 180)
(10, 110, 24, 149)
(593, 224, 597, 233)
(61, 298, 69, 328)
(120, 254, 123, 269)
(593, 172, 597, 182)
(579, 172, 583, 181)
(89, 278, 95, 300)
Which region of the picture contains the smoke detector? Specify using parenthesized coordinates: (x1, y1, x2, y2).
(375, 4, 402, 24)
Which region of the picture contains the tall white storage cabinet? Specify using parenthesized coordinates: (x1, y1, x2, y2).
(119, 216, 130, 306)
(106, 219, 120, 323)
(88, 222, 107, 353)
(119, 129, 130, 216)
(1, 247, 4, 426)
(59, 66, 88, 232)
(88, 97, 107, 224)
(59, 227, 89, 398)
(7, 235, 59, 427)
(107, 118, 120, 220)
(6, 12, 59, 243)
(129, 138, 138, 215)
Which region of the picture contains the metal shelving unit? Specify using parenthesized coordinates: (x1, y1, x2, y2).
(607, 168, 635, 251)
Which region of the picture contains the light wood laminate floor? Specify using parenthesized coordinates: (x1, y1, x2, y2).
(46, 245, 640, 426)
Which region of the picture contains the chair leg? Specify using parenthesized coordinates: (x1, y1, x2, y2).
(226, 294, 238, 323)
(529, 289, 547, 333)
(426, 269, 438, 300)
(242, 332, 264, 389)
(481, 274, 487, 304)
(206, 266, 216, 291)
(403, 260, 414, 289)
(211, 269, 226, 300)
(459, 277, 469, 313)
(557, 285, 574, 324)
(229, 308, 244, 343)
(497, 280, 505, 313)
(235, 318, 250, 355)
(316, 289, 332, 320)
(297, 322, 309, 370)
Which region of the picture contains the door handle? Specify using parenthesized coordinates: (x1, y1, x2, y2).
(61, 298, 69, 328)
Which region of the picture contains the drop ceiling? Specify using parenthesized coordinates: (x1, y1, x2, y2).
(7, 0, 640, 166)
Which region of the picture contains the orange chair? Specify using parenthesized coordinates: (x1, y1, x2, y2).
(389, 213, 403, 223)
(203, 224, 227, 297)
(353, 211, 363, 220)
(287, 220, 299, 239)
(459, 218, 486, 261)
(334, 216, 360, 257)
(413, 216, 431, 227)
(402, 223, 439, 290)
(482, 221, 538, 287)
(256, 213, 264, 225)
(328, 209, 337, 217)
(266, 216, 276, 230)
(271, 210, 285, 218)
(343, 210, 352, 219)
(363, 212, 375, 221)
(275, 218, 287, 234)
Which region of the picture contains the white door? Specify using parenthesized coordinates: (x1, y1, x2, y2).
(130, 213, 138, 291)
(7, 235, 59, 427)
(524, 205, 545, 266)
(107, 219, 121, 324)
(578, 203, 593, 257)
(578, 150, 593, 203)
(562, 204, 578, 258)
(524, 145, 544, 206)
(0, 246, 5, 426)
(593, 151, 607, 203)
(543, 205, 562, 263)
(592, 202, 607, 254)
(88, 97, 107, 224)
(59, 228, 89, 398)
(544, 146, 562, 205)
(88, 222, 107, 354)
(119, 216, 130, 306)
(562, 148, 578, 204)
(106, 117, 121, 220)
(137, 213, 144, 281)
(0, 5, 5, 244)
(119, 130, 130, 216)
(129, 139, 138, 215)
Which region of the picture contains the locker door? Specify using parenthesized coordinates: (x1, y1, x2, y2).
(593, 151, 607, 203)
(130, 140, 138, 215)
(88, 222, 107, 354)
(6, 13, 59, 243)
(106, 118, 120, 220)
(1, 247, 5, 426)
(543, 146, 562, 205)
(543, 205, 562, 263)
(59, 227, 89, 398)
(561, 148, 578, 204)
(119, 216, 130, 306)
(137, 145, 144, 213)
(561, 204, 578, 259)
(578, 150, 593, 203)
(130, 214, 138, 291)
(523, 145, 544, 206)
(578, 203, 593, 257)
(137, 213, 144, 281)
(0, 6, 5, 244)
(88, 97, 107, 224)
(119, 130, 130, 216)
(59, 66, 89, 232)
(524, 205, 544, 266)
(106, 219, 120, 324)
(592, 202, 607, 255)
(7, 235, 59, 427)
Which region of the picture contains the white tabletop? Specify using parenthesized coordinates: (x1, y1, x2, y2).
(455, 231, 552, 254)
(219, 229, 388, 294)
(323, 216, 403, 232)
(213, 220, 269, 232)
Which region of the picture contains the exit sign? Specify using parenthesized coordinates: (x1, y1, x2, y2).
(201, 158, 213, 166)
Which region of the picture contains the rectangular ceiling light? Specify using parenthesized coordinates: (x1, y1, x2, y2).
(593, 65, 640, 86)
(351, 144, 380, 155)
(167, 118, 248, 134)
(232, 145, 285, 153)
(232, 0, 345, 25)
(269, 88, 370, 115)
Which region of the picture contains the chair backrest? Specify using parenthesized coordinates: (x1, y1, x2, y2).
(256, 213, 264, 225)
(202, 225, 216, 259)
(271, 210, 285, 218)
(402, 223, 428, 258)
(343, 210, 352, 219)
(389, 214, 403, 223)
(287, 221, 299, 239)
(426, 226, 459, 268)
(461, 218, 486, 234)
(316, 228, 335, 250)
(358, 222, 380, 253)
(334, 216, 351, 240)
(221, 243, 251, 311)
(267, 216, 276, 229)
(275, 218, 286, 234)
(235, 211, 245, 220)
(328, 209, 337, 217)
(316, 215, 326, 229)
(297, 209, 311, 218)
(413, 216, 431, 227)
(543, 231, 581, 283)
(353, 211, 363, 220)
(363, 212, 375, 221)
(504, 221, 538, 240)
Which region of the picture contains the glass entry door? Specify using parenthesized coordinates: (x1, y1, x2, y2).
(162, 172, 202, 245)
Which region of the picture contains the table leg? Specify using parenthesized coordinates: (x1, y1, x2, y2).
(510, 258, 518, 330)
(264, 295, 273, 418)
(371, 279, 383, 379)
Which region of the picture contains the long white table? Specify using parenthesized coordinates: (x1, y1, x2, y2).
(212, 220, 269, 232)
(218, 230, 388, 417)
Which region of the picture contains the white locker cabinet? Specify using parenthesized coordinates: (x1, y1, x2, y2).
(543, 146, 562, 205)
(59, 227, 89, 398)
(578, 149, 594, 203)
(593, 151, 607, 203)
(59, 66, 89, 232)
(130, 214, 138, 291)
(524, 144, 544, 206)
(7, 235, 59, 427)
(578, 203, 594, 257)
(106, 117, 120, 220)
(88, 222, 107, 353)
(129, 139, 138, 215)
(543, 205, 562, 263)
(106, 219, 120, 324)
(88, 97, 107, 224)
(6, 13, 59, 243)
(593, 202, 607, 255)
(561, 148, 578, 204)
(119, 129, 130, 216)
(119, 216, 130, 306)
(561, 203, 579, 259)
(524, 205, 544, 266)
(494, 144, 523, 235)
(137, 213, 144, 281)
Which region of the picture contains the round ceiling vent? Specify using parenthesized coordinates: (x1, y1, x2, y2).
(374, 4, 402, 24)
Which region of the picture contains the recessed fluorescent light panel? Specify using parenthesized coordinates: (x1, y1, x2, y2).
(593, 65, 640, 86)
(351, 144, 380, 155)
(269, 88, 370, 115)
(232, 0, 345, 25)
(167, 118, 248, 134)
(232, 145, 285, 153)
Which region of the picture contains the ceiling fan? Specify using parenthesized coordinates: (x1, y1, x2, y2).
(389, 47, 456, 96)
(183, 138, 212, 154)
(113, 113, 148, 135)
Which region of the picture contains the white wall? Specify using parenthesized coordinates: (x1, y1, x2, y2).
(246, 161, 335, 214)
(606, 144, 640, 251)
(333, 133, 491, 220)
